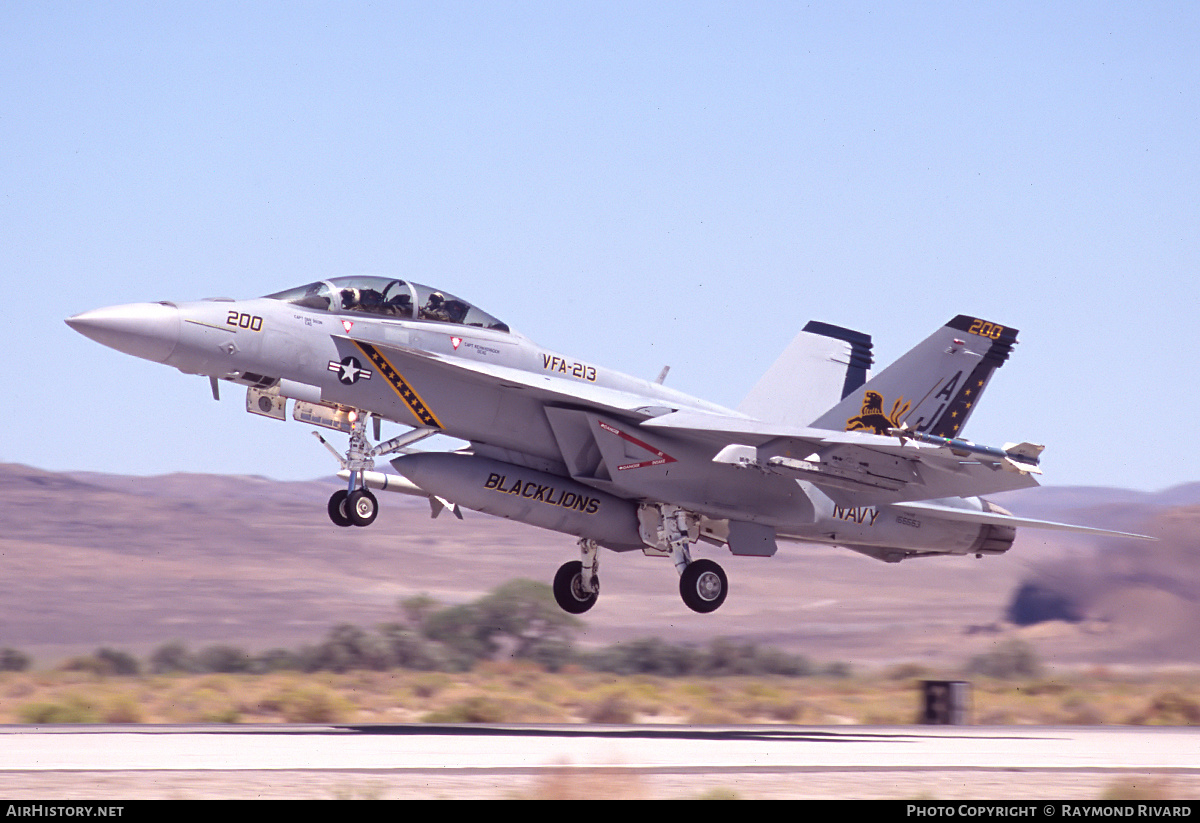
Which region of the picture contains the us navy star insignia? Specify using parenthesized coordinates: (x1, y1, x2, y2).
(328, 356, 372, 385)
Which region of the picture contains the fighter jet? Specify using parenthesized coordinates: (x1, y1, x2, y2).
(66, 276, 1146, 615)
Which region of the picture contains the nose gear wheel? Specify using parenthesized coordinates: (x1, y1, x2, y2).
(347, 488, 378, 527)
(328, 490, 352, 527)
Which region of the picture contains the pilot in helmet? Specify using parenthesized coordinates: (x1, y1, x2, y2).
(421, 291, 453, 322)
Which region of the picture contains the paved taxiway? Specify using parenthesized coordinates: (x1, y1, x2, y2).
(1, 724, 1197, 799)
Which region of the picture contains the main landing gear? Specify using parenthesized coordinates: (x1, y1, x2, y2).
(651, 503, 728, 614)
(553, 539, 599, 614)
(550, 506, 730, 615)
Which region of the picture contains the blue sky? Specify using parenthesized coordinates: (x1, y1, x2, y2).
(4, 2, 1198, 491)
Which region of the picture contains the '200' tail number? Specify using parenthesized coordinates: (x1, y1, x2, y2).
(226, 311, 264, 331)
(967, 318, 1005, 339)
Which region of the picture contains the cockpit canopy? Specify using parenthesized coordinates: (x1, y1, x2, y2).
(265, 277, 509, 333)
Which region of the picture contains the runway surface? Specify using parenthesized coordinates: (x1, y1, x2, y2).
(1, 724, 1197, 799)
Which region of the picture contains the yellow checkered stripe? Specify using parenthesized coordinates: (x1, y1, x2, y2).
(352, 341, 443, 429)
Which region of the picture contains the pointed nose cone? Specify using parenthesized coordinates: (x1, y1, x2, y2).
(66, 302, 181, 364)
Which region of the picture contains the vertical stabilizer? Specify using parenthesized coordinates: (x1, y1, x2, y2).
(738, 322, 873, 427)
(808, 315, 1017, 437)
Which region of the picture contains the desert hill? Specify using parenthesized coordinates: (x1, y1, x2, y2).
(3, 463, 1198, 668)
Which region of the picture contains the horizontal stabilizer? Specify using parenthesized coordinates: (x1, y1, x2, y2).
(892, 501, 1154, 540)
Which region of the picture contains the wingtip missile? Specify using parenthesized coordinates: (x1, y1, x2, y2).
(888, 427, 1043, 473)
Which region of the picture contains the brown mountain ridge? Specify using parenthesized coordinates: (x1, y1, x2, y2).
(3, 463, 1198, 667)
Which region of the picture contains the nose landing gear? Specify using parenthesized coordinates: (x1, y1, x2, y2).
(314, 412, 434, 528)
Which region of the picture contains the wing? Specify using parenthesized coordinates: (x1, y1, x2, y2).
(643, 408, 1042, 503)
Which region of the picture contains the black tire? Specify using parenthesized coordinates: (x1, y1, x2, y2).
(347, 489, 379, 527)
(679, 559, 728, 613)
(553, 561, 598, 614)
(328, 490, 353, 527)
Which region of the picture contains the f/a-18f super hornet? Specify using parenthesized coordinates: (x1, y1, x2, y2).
(67, 276, 1145, 614)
